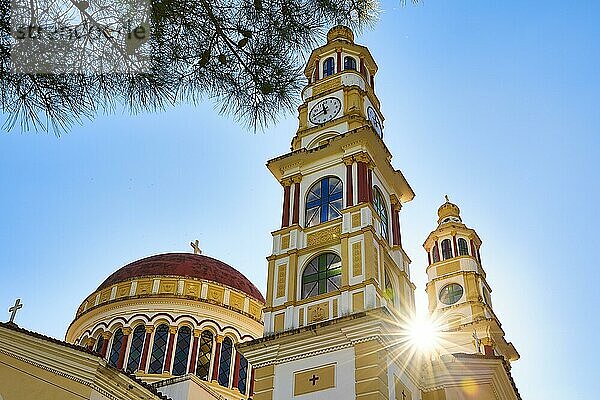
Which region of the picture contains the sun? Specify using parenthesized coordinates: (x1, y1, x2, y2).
(407, 313, 442, 353)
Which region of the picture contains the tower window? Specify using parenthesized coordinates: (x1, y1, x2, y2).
(148, 324, 169, 374)
(237, 354, 249, 394)
(372, 186, 389, 241)
(432, 245, 440, 263)
(108, 328, 124, 367)
(218, 337, 234, 387)
(305, 176, 343, 227)
(322, 57, 335, 77)
(458, 238, 469, 256)
(344, 56, 357, 71)
(439, 283, 464, 305)
(441, 239, 453, 260)
(126, 325, 146, 373)
(196, 330, 213, 380)
(301, 253, 342, 299)
(172, 326, 192, 376)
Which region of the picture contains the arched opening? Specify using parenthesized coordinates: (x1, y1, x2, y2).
(126, 325, 146, 373)
(218, 337, 234, 387)
(108, 328, 124, 367)
(148, 324, 169, 374)
(322, 57, 335, 77)
(301, 252, 342, 299)
(384, 269, 395, 307)
(344, 56, 357, 71)
(305, 176, 343, 227)
(196, 330, 214, 380)
(458, 238, 469, 256)
(94, 334, 104, 354)
(432, 245, 440, 263)
(372, 186, 389, 241)
(237, 354, 249, 394)
(441, 239, 453, 260)
(172, 326, 192, 376)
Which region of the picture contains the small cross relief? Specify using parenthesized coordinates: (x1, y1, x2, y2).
(309, 374, 319, 386)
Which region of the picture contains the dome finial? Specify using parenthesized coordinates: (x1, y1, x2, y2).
(190, 239, 202, 255)
(445, 194, 449, 202)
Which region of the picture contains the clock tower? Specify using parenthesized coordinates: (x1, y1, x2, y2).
(240, 26, 421, 400)
(423, 198, 519, 362)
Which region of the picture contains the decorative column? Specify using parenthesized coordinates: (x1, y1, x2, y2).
(452, 232, 458, 257)
(100, 331, 112, 358)
(313, 58, 319, 82)
(138, 325, 154, 372)
(470, 238, 476, 258)
(188, 329, 201, 374)
(163, 326, 178, 373)
(232, 351, 241, 389)
(355, 153, 371, 203)
(281, 179, 291, 228)
(336, 49, 342, 73)
(360, 57, 366, 78)
(249, 367, 256, 396)
(390, 196, 402, 246)
(291, 175, 302, 225)
(211, 335, 224, 382)
(343, 156, 354, 207)
(116, 327, 131, 370)
(427, 251, 432, 266)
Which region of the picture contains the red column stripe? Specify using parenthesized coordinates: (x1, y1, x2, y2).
(249, 368, 256, 396)
(139, 331, 152, 372)
(188, 335, 199, 374)
(470, 240, 476, 258)
(292, 182, 300, 225)
(212, 341, 222, 381)
(314, 58, 319, 81)
(452, 236, 458, 257)
(116, 333, 129, 370)
(337, 50, 342, 73)
(163, 329, 176, 373)
(232, 352, 241, 388)
(357, 162, 368, 203)
(100, 336, 110, 358)
(281, 184, 291, 228)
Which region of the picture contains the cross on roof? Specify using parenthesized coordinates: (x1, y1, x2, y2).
(190, 240, 202, 255)
(8, 298, 23, 323)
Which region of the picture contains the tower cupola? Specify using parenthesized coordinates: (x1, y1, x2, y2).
(437, 195, 462, 225)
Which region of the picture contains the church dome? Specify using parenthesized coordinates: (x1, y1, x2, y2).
(97, 253, 264, 303)
(437, 196, 462, 224)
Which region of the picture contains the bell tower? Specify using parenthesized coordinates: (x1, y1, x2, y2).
(262, 25, 415, 336)
(423, 197, 519, 362)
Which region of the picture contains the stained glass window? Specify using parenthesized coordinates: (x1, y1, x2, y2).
(237, 354, 248, 394)
(148, 324, 169, 374)
(172, 326, 192, 376)
(372, 187, 389, 240)
(301, 253, 342, 299)
(196, 330, 213, 380)
(94, 334, 104, 354)
(441, 239, 453, 260)
(218, 337, 233, 387)
(305, 177, 343, 227)
(108, 329, 124, 367)
(126, 325, 146, 373)
(344, 56, 357, 71)
(458, 238, 469, 256)
(323, 57, 334, 77)
(439, 283, 464, 305)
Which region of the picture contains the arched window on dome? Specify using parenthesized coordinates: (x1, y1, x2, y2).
(432, 244, 440, 263)
(94, 334, 104, 354)
(218, 337, 234, 387)
(196, 330, 214, 380)
(458, 238, 469, 256)
(148, 324, 169, 374)
(344, 56, 357, 71)
(372, 186, 389, 241)
(172, 326, 192, 376)
(322, 57, 334, 77)
(237, 354, 249, 394)
(126, 325, 146, 373)
(108, 328, 124, 367)
(441, 239, 453, 260)
(305, 176, 343, 227)
(301, 253, 342, 299)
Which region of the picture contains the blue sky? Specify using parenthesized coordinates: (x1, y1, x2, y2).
(1, 1, 599, 398)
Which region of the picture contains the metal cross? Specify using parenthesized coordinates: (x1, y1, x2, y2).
(8, 298, 23, 323)
(309, 374, 319, 386)
(190, 240, 202, 255)
(402, 390, 407, 400)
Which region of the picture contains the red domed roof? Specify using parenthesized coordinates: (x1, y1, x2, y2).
(97, 253, 264, 303)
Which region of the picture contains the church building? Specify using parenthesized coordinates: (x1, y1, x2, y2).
(0, 26, 521, 400)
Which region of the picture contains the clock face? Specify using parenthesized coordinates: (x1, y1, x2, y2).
(367, 106, 383, 137)
(309, 97, 342, 125)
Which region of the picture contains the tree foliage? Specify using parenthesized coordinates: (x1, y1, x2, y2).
(0, 0, 383, 134)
